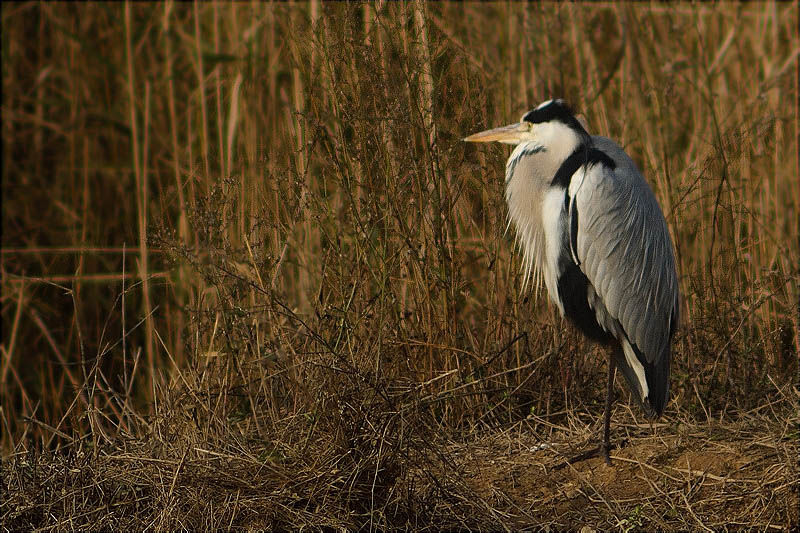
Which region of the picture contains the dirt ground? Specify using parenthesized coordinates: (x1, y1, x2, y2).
(406, 406, 798, 531)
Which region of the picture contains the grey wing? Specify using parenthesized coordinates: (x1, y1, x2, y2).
(571, 140, 679, 413)
(574, 139, 679, 359)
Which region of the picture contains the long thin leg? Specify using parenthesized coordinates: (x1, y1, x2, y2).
(601, 357, 616, 465)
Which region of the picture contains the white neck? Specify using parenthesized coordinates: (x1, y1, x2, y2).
(503, 122, 585, 293)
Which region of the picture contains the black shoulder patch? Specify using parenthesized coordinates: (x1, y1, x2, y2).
(551, 147, 587, 188)
(587, 148, 616, 171)
(550, 146, 617, 189)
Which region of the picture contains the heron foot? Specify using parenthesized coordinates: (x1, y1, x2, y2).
(556, 439, 625, 469)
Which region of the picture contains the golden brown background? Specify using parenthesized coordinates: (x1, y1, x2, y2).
(2, 2, 797, 529)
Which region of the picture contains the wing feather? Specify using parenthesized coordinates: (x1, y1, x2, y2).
(572, 137, 679, 364)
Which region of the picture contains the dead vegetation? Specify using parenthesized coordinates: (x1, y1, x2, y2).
(4, 402, 797, 530)
(2, 2, 798, 530)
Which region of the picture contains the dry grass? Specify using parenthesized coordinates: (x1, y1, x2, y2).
(3, 401, 797, 530)
(2, 2, 798, 530)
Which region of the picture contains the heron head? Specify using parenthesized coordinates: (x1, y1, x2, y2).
(464, 99, 589, 148)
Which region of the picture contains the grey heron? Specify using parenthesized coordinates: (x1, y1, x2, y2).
(465, 99, 679, 464)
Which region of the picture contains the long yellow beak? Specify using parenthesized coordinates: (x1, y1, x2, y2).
(463, 122, 525, 144)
